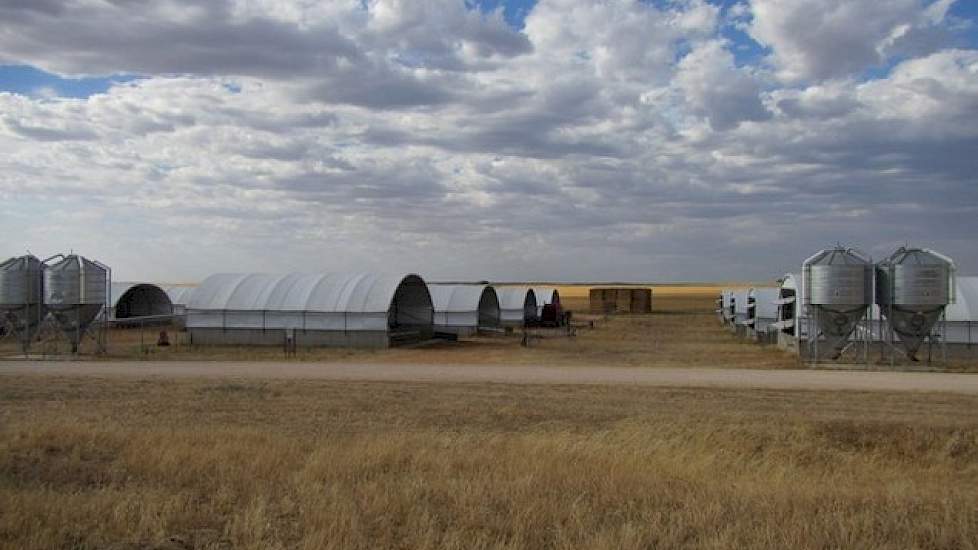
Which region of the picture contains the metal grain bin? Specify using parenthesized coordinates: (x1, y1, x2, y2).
(44, 255, 109, 352)
(809, 264, 872, 305)
(803, 247, 873, 361)
(0, 255, 46, 350)
(876, 247, 955, 360)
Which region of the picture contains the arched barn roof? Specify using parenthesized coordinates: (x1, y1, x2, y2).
(188, 272, 430, 313)
(780, 273, 801, 291)
(163, 285, 196, 307)
(945, 276, 978, 322)
(428, 284, 496, 313)
(749, 287, 779, 319)
(496, 287, 536, 311)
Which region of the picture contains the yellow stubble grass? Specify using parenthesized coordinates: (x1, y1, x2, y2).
(1, 376, 978, 549)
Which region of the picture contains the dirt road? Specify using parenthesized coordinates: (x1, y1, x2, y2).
(1, 360, 976, 394)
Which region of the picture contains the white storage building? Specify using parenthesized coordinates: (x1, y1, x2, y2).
(163, 285, 196, 318)
(428, 283, 500, 336)
(943, 276, 978, 350)
(774, 273, 808, 352)
(732, 289, 749, 334)
(747, 286, 779, 340)
(186, 272, 433, 348)
(495, 287, 537, 328)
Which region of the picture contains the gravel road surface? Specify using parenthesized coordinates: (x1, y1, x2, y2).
(1, 361, 976, 394)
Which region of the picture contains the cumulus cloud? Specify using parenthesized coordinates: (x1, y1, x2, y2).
(0, 0, 976, 281)
(748, 0, 959, 82)
(675, 40, 771, 130)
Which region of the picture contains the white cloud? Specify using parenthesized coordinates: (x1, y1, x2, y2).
(674, 40, 771, 130)
(747, 0, 957, 82)
(0, 0, 976, 281)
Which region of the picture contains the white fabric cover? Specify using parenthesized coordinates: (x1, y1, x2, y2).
(532, 287, 558, 316)
(533, 287, 558, 306)
(163, 285, 196, 308)
(186, 273, 431, 332)
(496, 287, 536, 325)
(945, 277, 978, 322)
(749, 287, 779, 320)
(733, 289, 749, 314)
(428, 284, 499, 329)
(429, 284, 490, 313)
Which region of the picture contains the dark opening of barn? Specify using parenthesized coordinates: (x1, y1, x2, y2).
(478, 287, 500, 330)
(110, 283, 174, 326)
(389, 274, 434, 345)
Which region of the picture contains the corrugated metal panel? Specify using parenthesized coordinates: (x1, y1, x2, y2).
(44, 255, 107, 307)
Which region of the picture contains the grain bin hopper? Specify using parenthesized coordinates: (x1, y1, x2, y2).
(876, 247, 955, 362)
(0, 255, 46, 352)
(803, 247, 873, 362)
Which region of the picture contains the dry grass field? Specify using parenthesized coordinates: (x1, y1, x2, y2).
(2, 375, 978, 549)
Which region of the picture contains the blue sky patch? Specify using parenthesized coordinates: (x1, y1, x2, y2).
(0, 65, 140, 99)
(471, 0, 536, 29)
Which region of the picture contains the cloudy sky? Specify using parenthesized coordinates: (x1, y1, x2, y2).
(1, 0, 976, 283)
